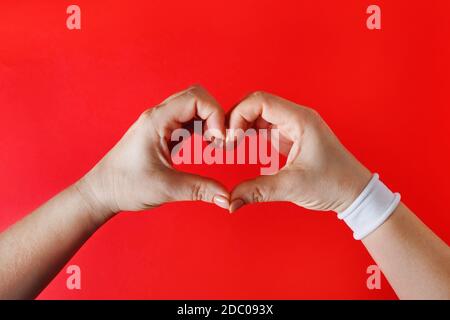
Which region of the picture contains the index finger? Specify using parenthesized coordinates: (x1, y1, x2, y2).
(228, 91, 308, 142)
(150, 85, 225, 140)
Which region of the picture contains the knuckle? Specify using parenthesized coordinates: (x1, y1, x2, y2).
(192, 182, 207, 201)
(291, 112, 305, 127)
(296, 107, 322, 130)
(140, 108, 153, 119)
(139, 107, 157, 123)
(137, 107, 161, 136)
(186, 84, 204, 98)
(250, 91, 274, 110)
(251, 185, 266, 203)
(250, 90, 269, 101)
(251, 90, 266, 97)
(306, 107, 321, 120)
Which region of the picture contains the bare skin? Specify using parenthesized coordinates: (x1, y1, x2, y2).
(0, 185, 103, 299)
(0, 86, 230, 299)
(363, 204, 450, 299)
(228, 91, 450, 300)
(0, 86, 449, 299)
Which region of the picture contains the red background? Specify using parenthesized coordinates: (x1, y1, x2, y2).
(0, 0, 449, 299)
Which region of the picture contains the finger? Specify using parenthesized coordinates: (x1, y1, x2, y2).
(253, 116, 293, 155)
(165, 169, 230, 210)
(229, 170, 293, 213)
(228, 91, 307, 143)
(255, 116, 272, 129)
(151, 85, 225, 141)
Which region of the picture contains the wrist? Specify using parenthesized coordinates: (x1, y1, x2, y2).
(73, 175, 118, 226)
(335, 165, 372, 213)
(337, 173, 401, 240)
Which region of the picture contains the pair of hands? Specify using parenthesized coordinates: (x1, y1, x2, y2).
(76, 85, 371, 223)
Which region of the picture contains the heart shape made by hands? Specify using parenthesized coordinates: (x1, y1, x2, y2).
(151, 85, 370, 214)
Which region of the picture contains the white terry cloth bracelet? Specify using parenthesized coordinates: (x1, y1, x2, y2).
(337, 173, 401, 240)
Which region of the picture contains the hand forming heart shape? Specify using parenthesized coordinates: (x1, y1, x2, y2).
(76, 85, 371, 224)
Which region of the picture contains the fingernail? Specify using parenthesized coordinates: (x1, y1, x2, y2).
(229, 199, 245, 213)
(213, 195, 230, 210)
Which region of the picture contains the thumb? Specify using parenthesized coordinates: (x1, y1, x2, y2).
(167, 170, 230, 210)
(230, 172, 290, 213)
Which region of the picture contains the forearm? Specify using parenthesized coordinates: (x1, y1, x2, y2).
(0, 86, 230, 299)
(0, 181, 111, 299)
(362, 203, 450, 299)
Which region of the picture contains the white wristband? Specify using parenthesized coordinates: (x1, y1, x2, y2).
(337, 173, 401, 240)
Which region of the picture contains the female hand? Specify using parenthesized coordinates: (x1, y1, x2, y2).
(229, 91, 372, 213)
(77, 85, 230, 223)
